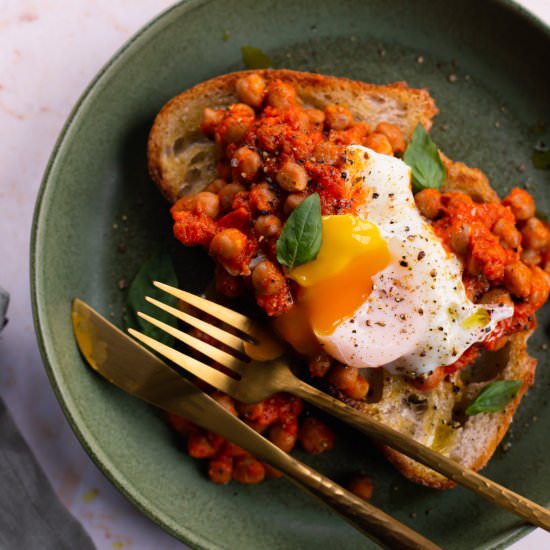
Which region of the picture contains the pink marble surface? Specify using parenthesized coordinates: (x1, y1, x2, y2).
(0, 1, 549, 548)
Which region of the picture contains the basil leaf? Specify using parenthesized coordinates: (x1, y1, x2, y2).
(403, 123, 446, 193)
(276, 193, 322, 271)
(241, 46, 272, 69)
(125, 249, 179, 346)
(465, 380, 522, 416)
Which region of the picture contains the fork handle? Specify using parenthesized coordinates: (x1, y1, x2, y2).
(261, 452, 440, 549)
(294, 380, 550, 531)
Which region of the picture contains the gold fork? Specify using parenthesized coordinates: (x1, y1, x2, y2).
(129, 281, 550, 532)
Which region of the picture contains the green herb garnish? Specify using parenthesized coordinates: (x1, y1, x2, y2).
(276, 193, 322, 271)
(241, 46, 272, 69)
(403, 123, 446, 193)
(125, 249, 179, 346)
(465, 380, 522, 416)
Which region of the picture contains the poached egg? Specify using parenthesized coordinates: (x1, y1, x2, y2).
(286, 145, 513, 376)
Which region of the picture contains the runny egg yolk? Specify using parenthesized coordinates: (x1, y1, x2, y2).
(288, 214, 391, 335)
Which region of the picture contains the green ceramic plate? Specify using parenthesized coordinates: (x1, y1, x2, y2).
(31, 0, 550, 548)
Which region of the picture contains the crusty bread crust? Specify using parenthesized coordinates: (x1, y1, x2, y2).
(147, 70, 538, 489)
(148, 69, 439, 203)
(441, 153, 500, 204)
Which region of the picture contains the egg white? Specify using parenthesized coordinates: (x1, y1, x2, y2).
(315, 146, 514, 376)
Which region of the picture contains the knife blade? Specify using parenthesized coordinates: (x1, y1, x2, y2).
(71, 298, 440, 550)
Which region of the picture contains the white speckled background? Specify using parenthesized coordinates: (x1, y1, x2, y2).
(0, 1, 549, 548)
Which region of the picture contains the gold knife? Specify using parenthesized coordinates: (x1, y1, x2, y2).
(71, 298, 440, 550)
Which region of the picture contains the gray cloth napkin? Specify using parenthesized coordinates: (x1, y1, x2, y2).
(0, 287, 95, 549)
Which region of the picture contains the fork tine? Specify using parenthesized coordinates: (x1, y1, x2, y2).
(145, 296, 246, 353)
(153, 281, 256, 338)
(128, 329, 238, 394)
(137, 312, 246, 374)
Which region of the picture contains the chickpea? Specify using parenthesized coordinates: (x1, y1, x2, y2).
(238, 401, 265, 422)
(449, 221, 471, 255)
(187, 431, 218, 458)
(264, 464, 283, 478)
(266, 80, 297, 109)
(165, 413, 194, 435)
(324, 104, 353, 130)
(348, 475, 374, 501)
(503, 187, 535, 221)
(208, 456, 233, 485)
(206, 178, 226, 193)
(288, 110, 310, 133)
(268, 424, 297, 453)
(308, 353, 333, 378)
(222, 119, 249, 144)
(493, 218, 521, 250)
(218, 103, 255, 144)
(194, 192, 220, 218)
(521, 248, 542, 266)
(255, 214, 282, 238)
(528, 265, 550, 309)
(232, 103, 255, 117)
(211, 392, 238, 416)
(201, 107, 223, 134)
(276, 161, 308, 191)
(480, 288, 514, 308)
(235, 73, 266, 108)
(298, 417, 335, 455)
(521, 217, 550, 251)
(284, 192, 306, 215)
(252, 260, 285, 296)
(221, 441, 248, 458)
(375, 122, 406, 154)
(363, 132, 393, 155)
(171, 195, 194, 213)
(232, 456, 266, 484)
(345, 374, 370, 400)
(215, 264, 242, 297)
(172, 192, 220, 219)
(504, 261, 532, 298)
(313, 141, 342, 165)
(414, 188, 442, 219)
(231, 146, 262, 181)
(328, 364, 359, 390)
(305, 108, 325, 125)
(209, 228, 247, 261)
(250, 182, 279, 213)
(219, 182, 245, 211)
(280, 395, 303, 418)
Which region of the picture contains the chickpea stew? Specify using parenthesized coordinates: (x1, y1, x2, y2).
(166, 72, 550, 483)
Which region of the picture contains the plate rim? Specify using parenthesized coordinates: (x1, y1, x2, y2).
(30, 1, 550, 549)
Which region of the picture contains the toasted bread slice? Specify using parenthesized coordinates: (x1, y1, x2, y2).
(331, 333, 536, 489)
(148, 69, 439, 203)
(147, 70, 537, 489)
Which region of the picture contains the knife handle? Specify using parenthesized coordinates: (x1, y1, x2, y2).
(266, 452, 440, 550)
